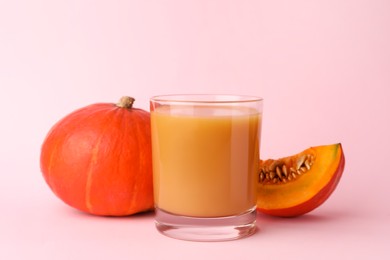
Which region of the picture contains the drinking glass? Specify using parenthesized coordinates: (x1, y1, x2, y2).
(150, 94, 263, 241)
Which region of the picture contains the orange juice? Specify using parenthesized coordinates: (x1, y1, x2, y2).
(151, 105, 261, 217)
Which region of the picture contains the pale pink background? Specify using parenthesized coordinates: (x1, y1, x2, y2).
(1, 0, 389, 259)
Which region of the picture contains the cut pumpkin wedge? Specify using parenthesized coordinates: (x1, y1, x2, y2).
(257, 143, 345, 217)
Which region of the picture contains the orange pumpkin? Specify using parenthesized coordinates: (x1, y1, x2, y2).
(40, 96, 154, 216)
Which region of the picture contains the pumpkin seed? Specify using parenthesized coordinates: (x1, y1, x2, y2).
(276, 168, 283, 179)
(276, 166, 283, 178)
(260, 172, 265, 181)
(282, 165, 288, 176)
(305, 159, 311, 170)
(296, 155, 306, 170)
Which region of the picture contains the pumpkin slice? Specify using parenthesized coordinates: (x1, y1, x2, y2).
(257, 143, 345, 217)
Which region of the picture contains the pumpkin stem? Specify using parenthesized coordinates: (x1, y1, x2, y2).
(117, 96, 135, 109)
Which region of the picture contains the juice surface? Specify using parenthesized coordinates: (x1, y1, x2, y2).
(151, 105, 261, 217)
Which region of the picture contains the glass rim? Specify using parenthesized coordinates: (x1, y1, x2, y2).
(150, 94, 263, 104)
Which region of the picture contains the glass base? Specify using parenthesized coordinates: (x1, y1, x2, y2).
(154, 207, 257, 242)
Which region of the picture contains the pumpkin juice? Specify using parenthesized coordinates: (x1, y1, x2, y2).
(151, 105, 261, 217)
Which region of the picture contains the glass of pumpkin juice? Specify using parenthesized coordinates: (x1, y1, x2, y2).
(150, 95, 263, 241)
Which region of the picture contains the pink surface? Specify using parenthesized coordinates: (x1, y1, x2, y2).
(1, 0, 389, 259)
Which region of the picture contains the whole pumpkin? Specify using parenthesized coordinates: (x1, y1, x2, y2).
(40, 96, 154, 216)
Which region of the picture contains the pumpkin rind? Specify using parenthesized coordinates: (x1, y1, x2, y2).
(40, 98, 154, 216)
(256, 143, 345, 217)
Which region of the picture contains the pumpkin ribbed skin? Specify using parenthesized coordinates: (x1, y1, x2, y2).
(40, 97, 154, 216)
